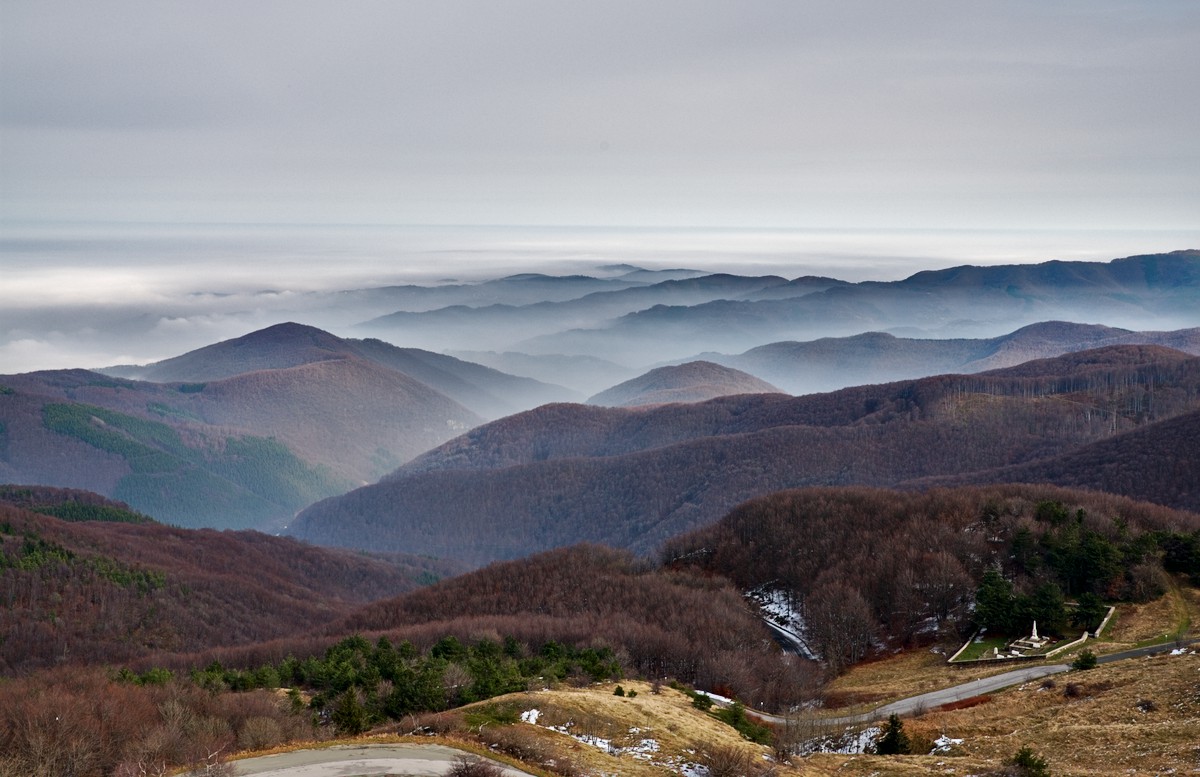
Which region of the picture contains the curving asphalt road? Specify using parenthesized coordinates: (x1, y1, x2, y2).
(823, 661, 1070, 725)
(750, 637, 1200, 727)
(232, 744, 533, 777)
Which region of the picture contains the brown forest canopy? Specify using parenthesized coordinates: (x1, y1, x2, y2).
(171, 544, 819, 712)
(0, 499, 462, 674)
(290, 345, 1200, 566)
(663, 485, 1200, 655)
(331, 544, 818, 710)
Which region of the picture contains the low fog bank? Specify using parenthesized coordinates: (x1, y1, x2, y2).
(3, 223, 1198, 378)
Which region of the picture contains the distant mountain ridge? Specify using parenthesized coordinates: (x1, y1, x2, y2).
(289, 344, 1200, 566)
(587, 361, 783, 407)
(325, 272, 653, 315)
(703, 321, 1200, 394)
(355, 274, 793, 354)
(105, 322, 577, 418)
(514, 251, 1200, 364)
(1, 324, 524, 529)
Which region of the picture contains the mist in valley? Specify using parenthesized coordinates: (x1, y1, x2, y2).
(4, 223, 1198, 399)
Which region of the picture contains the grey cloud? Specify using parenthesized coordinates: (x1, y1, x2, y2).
(1, 0, 1197, 227)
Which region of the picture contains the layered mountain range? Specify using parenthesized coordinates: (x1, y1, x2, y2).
(360, 250, 1200, 368)
(289, 344, 1200, 565)
(704, 320, 1200, 395)
(2, 250, 1198, 540)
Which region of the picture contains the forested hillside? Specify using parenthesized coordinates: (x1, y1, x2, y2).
(397, 344, 1200, 477)
(0, 499, 461, 673)
(663, 485, 1200, 669)
(0, 356, 480, 528)
(290, 346, 1200, 564)
(0, 485, 155, 524)
(154, 544, 817, 713)
(919, 407, 1200, 512)
(3, 486, 1197, 775)
(105, 321, 575, 418)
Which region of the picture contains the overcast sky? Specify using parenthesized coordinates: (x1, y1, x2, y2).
(3, 0, 1198, 230)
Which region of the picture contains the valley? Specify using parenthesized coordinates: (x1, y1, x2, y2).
(2, 251, 1199, 776)
(8, 2, 1200, 772)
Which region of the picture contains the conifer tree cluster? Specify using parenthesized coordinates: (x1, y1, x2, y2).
(184, 634, 622, 733)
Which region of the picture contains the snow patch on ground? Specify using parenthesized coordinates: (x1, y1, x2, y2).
(627, 738, 660, 760)
(794, 725, 881, 755)
(931, 734, 964, 754)
(547, 724, 615, 754)
(754, 587, 799, 625)
(539, 720, 702, 773)
(748, 586, 818, 659)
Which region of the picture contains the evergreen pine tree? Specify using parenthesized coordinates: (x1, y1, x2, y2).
(331, 688, 370, 735)
(1030, 582, 1068, 636)
(875, 714, 911, 755)
(1072, 592, 1107, 631)
(975, 567, 1015, 633)
(1010, 745, 1051, 777)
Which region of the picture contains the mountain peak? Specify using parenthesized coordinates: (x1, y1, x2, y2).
(242, 320, 331, 337)
(588, 360, 782, 407)
(112, 323, 352, 382)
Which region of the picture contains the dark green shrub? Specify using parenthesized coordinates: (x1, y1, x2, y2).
(1071, 649, 1098, 670)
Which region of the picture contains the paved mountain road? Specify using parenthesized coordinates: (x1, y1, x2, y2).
(750, 637, 1199, 726)
(825, 662, 1070, 725)
(233, 744, 532, 777)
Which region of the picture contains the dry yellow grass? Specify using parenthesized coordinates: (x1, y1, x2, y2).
(1101, 592, 1178, 645)
(480, 680, 774, 776)
(495, 654, 1198, 775)
(1092, 577, 1197, 654)
(894, 651, 1200, 775)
